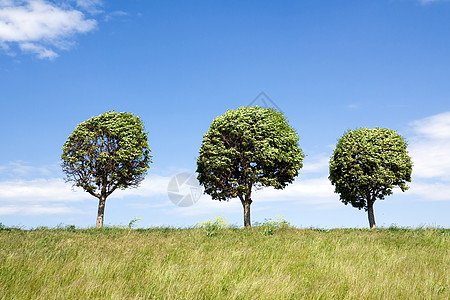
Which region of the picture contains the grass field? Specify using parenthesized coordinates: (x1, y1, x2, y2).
(1, 224, 449, 299)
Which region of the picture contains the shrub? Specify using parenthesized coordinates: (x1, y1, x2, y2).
(195, 217, 228, 237)
(261, 216, 291, 236)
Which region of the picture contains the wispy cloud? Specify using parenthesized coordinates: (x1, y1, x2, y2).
(409, 111, 450, 180)
(419, 0, 449, 4)
(0, 0, 98, 59)
(252, 177, 339, 207)
(410, 111, 450, 141)
(74, 0, 103, 14)
(104, 10, 127, 22)
(109, 175, 173, 199)
(300, 154, 330, 174)
(19, 42, 58, 59)
(0, 178, 90, 203)
(0, 161, 57, 179)
(0, 162, 175, 216)
(0, 173, 90, 216)
(405, 180, 450, 201)
(407, 111, 450, 200)
(0, 204, 79, 216)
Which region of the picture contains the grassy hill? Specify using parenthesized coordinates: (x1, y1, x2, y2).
(1, 225, 449, 299)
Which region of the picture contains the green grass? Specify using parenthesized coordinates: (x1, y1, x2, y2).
(1, 226, 449, 299)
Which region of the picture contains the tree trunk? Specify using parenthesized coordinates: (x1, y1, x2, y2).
(243, 201, 251, 228)
(240, 194, 252, 228)
(367, 200, 376, 229)
(96, 195, 106, 228)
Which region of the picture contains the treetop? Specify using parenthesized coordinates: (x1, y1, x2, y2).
(197, 106, 304, 201)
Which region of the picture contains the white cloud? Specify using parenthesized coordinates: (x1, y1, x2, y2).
(409, 140, 450, 180)
(104, 10, 127, 22)
(0, 0, 97, 59)
(0, 161, 92, 216)
(110, 175, 172, 199)
(164, 197, 242, 218)
(0, 178, 90, 203)
(74, 0, 102, 14)
(406, 181, 450, 201)
(0, 161, 57, 178)
(409, 111, 450, 180)
(19, 42, 58, 59)
(0, 204, 78, 215)
(0, 167, 90, 215)
(406, 111, 450, 201)
(0, 172, 177, 204)
(410, 111, 450, 140)
(301, 154, 330, 174)
(252, 177, 339, 207)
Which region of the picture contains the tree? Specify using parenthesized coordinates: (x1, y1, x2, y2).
(329, 127, 412, 229)
(197, 106, 304, 227)
(61, 111, 151, 228)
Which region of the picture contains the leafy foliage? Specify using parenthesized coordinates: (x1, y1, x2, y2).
(62, 111, 151, 197)
(329, 127, 412, 227)
(197, 106, 304, 226)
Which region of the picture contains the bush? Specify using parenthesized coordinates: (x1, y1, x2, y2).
(261, 216, 291, 236)
(195, 217, 228, 237)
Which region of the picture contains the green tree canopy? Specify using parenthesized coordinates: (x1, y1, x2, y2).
(61, 111, 151, 228)
(197, 106, 304, 227)
(329, 127, 412, 228)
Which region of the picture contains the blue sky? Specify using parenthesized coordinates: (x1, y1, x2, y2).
(1, 0, 450, 229)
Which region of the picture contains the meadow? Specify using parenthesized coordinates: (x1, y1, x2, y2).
(0, 223, 449, 299)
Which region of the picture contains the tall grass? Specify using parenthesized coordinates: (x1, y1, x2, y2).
(1, 226, 449, 299)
